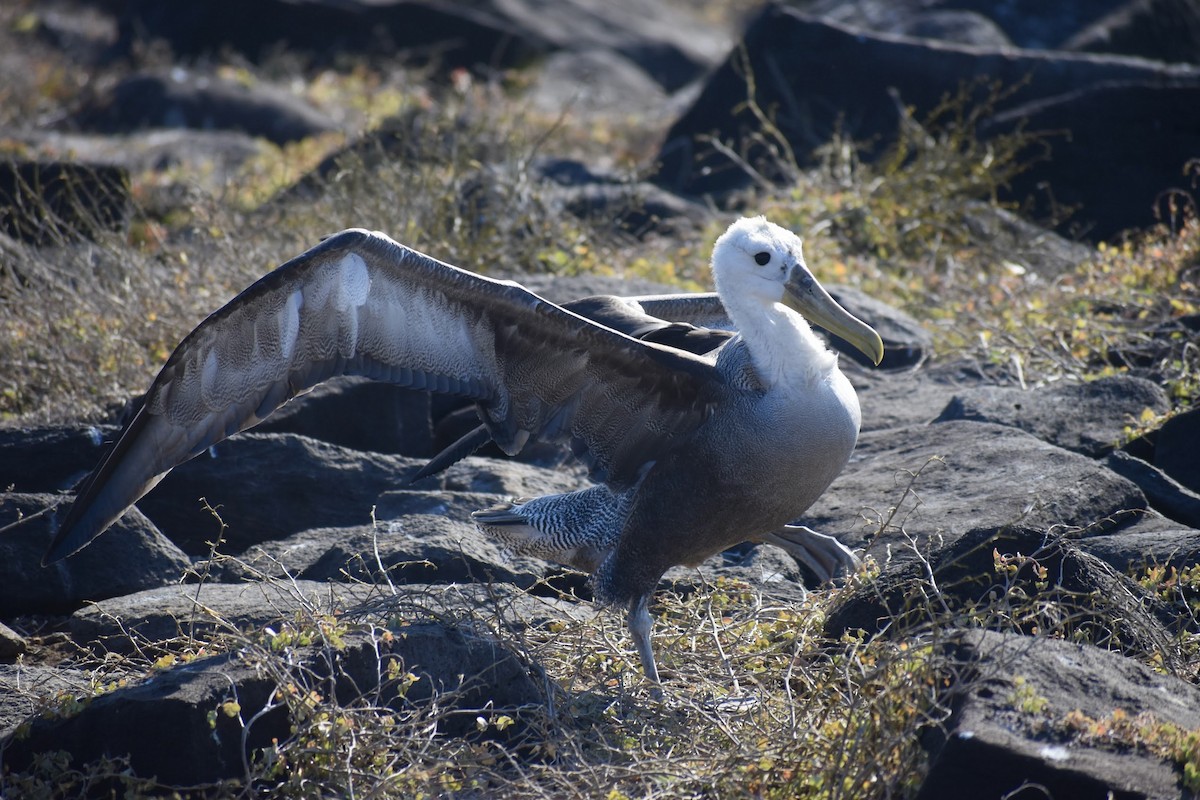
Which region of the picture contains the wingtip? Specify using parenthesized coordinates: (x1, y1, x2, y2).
(41, 525, 88, 567)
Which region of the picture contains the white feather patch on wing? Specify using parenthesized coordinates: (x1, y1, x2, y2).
(278, 288, 303, 363)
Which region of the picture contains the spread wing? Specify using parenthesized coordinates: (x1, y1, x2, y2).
(45, 229, 724, 563)
(625, 293, 733, 331)
(409, 294, 736, 481)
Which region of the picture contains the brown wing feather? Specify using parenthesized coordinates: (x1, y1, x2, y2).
(45, 229, 722, 562)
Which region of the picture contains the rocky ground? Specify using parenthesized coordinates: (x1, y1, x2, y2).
(2, 1, 1200, 798)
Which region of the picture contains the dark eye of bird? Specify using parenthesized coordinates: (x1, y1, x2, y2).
(754, 251, 771, 266)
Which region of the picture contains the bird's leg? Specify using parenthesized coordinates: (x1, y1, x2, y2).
(765, 525, 859, 584)
(628, 594, 662, 690)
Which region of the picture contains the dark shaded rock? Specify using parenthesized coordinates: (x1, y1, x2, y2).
(0, 493, 191, 617)
(0, 621, 27, 660)
(1103, 450, 1200, 529)
(71, 71, 338, 145)
(1153, 406, 1200, 493)
(934, 375, 1170, 457)
(135, 433, 424, 555)
(112, 0, 548, 72)
(0, 424, 117, 494)
(1064, 0, 1200, 64)
(803, 421, 1147, 556)
(917, 628, 1200, 800)
(654, 8, 1200, 239)
(255, 377, 434, 456)
(825, 525, 1180, 671)
(111, 0, 727, 92)
(980, 80, 1200, 239)
(1079, 511, 1200, 574)
(2, 625, 544, 786)
(137, 435, 586, 557)
(0, 160, 130, 243)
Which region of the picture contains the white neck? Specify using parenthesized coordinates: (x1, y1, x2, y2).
(725, 293, 838, 388)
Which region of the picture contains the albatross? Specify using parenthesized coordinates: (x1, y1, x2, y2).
(42, 216, 884, 686)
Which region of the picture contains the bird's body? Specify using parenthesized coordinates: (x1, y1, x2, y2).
(39, 216, 883, 688)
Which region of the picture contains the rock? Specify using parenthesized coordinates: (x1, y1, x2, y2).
(917, 628, 1200, 800)
(26, 2, 116, 66)
(2, 624, 544, 786)
(0, 493, 192, 616)
(1153, 407, 1200, 494)
(934, 375, 1170, 457)
(0, 160, 130, 244)
(979, 80, 1200, 239)
(111, 0, 728, 91)
(0, 621, 27, 660)
(68, 580, 377, 655)
(135, 434, 587, 556)
(527, 49, 670, 119)
(850, 360, 987, 433)
(134, 433, 425, 555)
(959, 202, 1095, 278)
(1063, 0, 1200, 64)
(254, 377, 435, 456)
(67, 578, 586, 655)
(71, 70, 338, 145)
(0, 424, 118, 494)
(803, 420, 1147, 556)
(1102, 451, 1200, 529)
(1078, 511, 1200, 574)
(2, 128, 266, 202)
(824, 524, 1179, 669)
(664, 541, 810, 605)
(263, 515, 548, 590)
(0, 664, 82, 734)
(653, 8, 1200, 238)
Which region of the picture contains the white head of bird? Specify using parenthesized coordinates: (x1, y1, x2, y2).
(710, 216, 883, 386)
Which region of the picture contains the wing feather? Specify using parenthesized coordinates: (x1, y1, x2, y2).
(45, 229, 723, 562)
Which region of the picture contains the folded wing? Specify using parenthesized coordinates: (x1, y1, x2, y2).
(45, 229, 722, 563)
